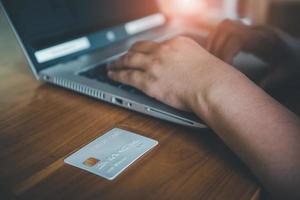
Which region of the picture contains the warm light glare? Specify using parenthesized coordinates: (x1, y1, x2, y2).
(179, 0, 203, 13)
(158, 0, 205, 18)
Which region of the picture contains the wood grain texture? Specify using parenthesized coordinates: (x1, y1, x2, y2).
(0, 9, 262, 200)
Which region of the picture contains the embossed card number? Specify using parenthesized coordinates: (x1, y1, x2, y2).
(64, 128, 158, 180)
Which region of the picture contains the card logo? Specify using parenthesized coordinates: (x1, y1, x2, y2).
(83, 157, 100, 167)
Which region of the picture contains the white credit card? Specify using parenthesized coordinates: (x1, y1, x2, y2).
(64, 128, 158, 180)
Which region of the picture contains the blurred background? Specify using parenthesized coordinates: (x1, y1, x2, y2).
(240, 0, 300, 37)
(1, 0, 300, 37)
(1, 0, 300, 63)
(158, 0, 300, 37)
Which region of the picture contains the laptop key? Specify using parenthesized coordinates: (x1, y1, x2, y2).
(80, 63, 143, 94)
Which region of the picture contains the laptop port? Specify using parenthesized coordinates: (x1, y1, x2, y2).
(112, 97, 123, 105)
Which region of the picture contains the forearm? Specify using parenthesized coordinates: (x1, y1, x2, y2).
(191, 67, 300, 199)
(107, 35, 300, 198)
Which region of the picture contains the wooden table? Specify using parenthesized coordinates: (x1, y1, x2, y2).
(0, 10, 264, 200)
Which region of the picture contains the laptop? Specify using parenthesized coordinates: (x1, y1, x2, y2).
(0, 0, 207, 128)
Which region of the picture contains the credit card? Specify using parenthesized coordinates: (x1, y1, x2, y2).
(64, 128, 158, 180)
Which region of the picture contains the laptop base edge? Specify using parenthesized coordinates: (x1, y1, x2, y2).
(41, 74, 207, 129)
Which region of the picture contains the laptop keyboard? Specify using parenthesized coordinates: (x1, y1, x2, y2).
(79, 63, 142, 95)
(79, 32, 206, 96)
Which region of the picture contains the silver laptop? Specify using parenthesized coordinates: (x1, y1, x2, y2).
(0, 0, 207, 128)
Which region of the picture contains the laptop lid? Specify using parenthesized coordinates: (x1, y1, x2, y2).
(0, 0, 166, 77)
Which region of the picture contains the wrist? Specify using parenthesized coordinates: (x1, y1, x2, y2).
(187, 63, 248, 123)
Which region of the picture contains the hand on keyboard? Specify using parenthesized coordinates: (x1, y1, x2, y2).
(80, 63, 142, 94)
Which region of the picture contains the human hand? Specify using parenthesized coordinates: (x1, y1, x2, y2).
(107, 37, 238, 112)
(206, 20, 292, 65)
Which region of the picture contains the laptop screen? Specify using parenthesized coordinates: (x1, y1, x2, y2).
(1, 0, 163, 71)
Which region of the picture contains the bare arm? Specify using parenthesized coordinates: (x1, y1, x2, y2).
(107, 36, 300, 199)
(190, 65, 300, 199)
(204, 22, 300, 199)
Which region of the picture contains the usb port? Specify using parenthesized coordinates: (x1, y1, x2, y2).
(113, 97, 123, 105)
